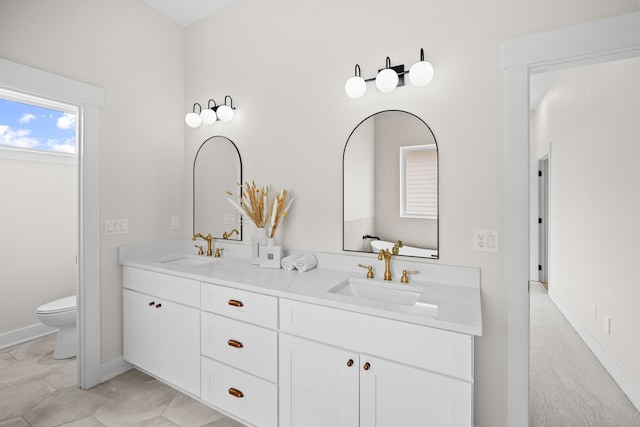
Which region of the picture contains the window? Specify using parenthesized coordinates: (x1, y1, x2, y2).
(400, 144, 438, 219)
(0, 88, 78, 163)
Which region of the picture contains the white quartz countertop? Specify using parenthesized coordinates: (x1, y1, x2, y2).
(120, 240, 482, 336)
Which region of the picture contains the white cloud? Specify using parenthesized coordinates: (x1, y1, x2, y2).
(57, 113, 75, 130)
(0, 124, 40, 149)
(19, 113, 36, 124)
(47, 137, 76, 154)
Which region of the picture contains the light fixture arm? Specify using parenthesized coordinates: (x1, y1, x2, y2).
(223, 95, 236, 110)
(192, 103, 202, 113)
(207, 99, 217, 110)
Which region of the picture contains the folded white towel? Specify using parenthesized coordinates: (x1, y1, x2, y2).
(281, 253, 304, 271)
(292, 253, 317, 272)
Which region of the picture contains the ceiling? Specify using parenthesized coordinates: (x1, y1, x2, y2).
(141, 0, 241, 26)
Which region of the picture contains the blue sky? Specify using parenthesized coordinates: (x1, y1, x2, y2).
(0, 97, 76, 154)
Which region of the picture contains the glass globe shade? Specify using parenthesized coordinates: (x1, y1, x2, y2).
(375, 68, 398, 93)
(345, 76, 366, 99)
(217, 105, 234, 122)
(200, 108, 217, 125)
(185, 112, 202, 128)
(409, 61, 434, 87)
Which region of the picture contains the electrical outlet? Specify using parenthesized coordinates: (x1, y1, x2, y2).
(224, 213, 238, 225)
(171, 216, 180, 230)
(473, 230, 499, 252)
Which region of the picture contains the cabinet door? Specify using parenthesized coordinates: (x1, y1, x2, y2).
(360, 355, 473, 427)
(123, 289, 163, 376)
(279, 334, 359, 427)
(163, 301, 200, 396)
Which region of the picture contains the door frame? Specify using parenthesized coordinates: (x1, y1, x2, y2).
(503, 11, 640, 425)
(0, 58, 103, 389)
(537, 155, 549, 284)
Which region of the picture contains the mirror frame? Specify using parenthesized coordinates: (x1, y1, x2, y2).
(342, 109, 439, 259)
(193, 135, 243, 240)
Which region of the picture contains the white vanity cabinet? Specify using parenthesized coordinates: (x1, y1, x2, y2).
(279, 299, 474, 427)
(123, 267, 200, 396)
(200, 283, 278, 427)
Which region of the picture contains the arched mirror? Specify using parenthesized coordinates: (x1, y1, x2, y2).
(343, 110, 438, 259)
(193, 136, 242, 240)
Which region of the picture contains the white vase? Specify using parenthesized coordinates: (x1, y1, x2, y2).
(252, 227, 267, 264)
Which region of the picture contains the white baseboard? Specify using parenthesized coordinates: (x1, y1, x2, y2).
(100, 356, 133, 383)
(0, 323, 57, 350)
(549, 289, 640, 412)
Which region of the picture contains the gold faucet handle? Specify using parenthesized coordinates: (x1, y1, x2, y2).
(400, 269, 419, 283)
(194, 245, 204, 255)
(358, 264, 374, 279)
(215, 248, 224, 258)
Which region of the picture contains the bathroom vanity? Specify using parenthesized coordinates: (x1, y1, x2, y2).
(120, 240, 482, 427)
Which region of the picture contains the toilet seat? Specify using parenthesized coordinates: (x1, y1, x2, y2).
(36, 296, 76, 315)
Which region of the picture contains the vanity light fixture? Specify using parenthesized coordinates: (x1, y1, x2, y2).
(345, 49, 434, 99)
(216, 95, 235, 122)
(185, 103, 203, 128)
(184, 96, 237, 128)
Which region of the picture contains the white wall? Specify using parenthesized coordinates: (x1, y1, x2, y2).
(183, 1, 639, 426)
(1, 0, 638, 425)
(0, 0, 185, 362)
(0, 157, 76, 334)
(531, 56, 640, 389)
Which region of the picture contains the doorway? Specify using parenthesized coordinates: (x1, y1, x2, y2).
(0, 58, 103, 389)
(504, 11, 640, 425)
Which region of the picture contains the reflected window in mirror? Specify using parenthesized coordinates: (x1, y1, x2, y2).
(343, 110, 438, 259)
(193, 136, 242, 240)
(400, 144, 437, 219)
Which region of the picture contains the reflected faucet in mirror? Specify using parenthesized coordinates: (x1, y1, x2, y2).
(193, 233, 213, 256)
(392, 240, 403, 255)
(223, 229, 239, 239)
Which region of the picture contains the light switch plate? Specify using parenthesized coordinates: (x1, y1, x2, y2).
(105, 219, 128, 235)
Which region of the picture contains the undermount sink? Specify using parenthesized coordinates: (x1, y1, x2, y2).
(328, 278, 423, 306)
(156, 254, 217, 267)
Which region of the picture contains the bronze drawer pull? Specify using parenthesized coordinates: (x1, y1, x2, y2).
(228, 299, 244, 307)
(347, 359, 354, 367)
(228, 339, 243, 348)
(148, 301, 155, 306)
(363, 362, 371, 371)
(228, 387, 244, 398)
(155, 303, 162, 308)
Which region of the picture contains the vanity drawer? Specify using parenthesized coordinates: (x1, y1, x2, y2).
(201, 357, 277, 427)
(280, 299, 473, 381)
(201, 283, 278, 329)
(201, 312, 278, 382)
(123, 267, 199, 308)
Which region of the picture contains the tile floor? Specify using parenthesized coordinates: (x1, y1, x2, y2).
(0, 334, 245, 427)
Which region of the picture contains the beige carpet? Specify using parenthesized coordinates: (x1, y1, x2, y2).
(529, 282, 640, 426)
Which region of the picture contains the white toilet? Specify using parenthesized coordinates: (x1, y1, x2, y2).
(36, 295, 77, 359)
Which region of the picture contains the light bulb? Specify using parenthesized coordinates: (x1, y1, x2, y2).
(409, 61, 434, 86)
(375, 68, 398, 93)
(185, 112, 202, 128)
(345, 76, 366, 99)
(200, 108, 217, 125)
(217, 104, 234, 122)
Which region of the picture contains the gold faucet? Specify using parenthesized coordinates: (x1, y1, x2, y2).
(358, 264, 374, 279)
(377, 249, 393, 281)
(392, 240, 404, 255)
(223, 228, 239, 239)
(214, 247, 224, 258)
(192, 233, 213, 256)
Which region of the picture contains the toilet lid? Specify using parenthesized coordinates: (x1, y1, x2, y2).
(36, 296, 76, 314)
